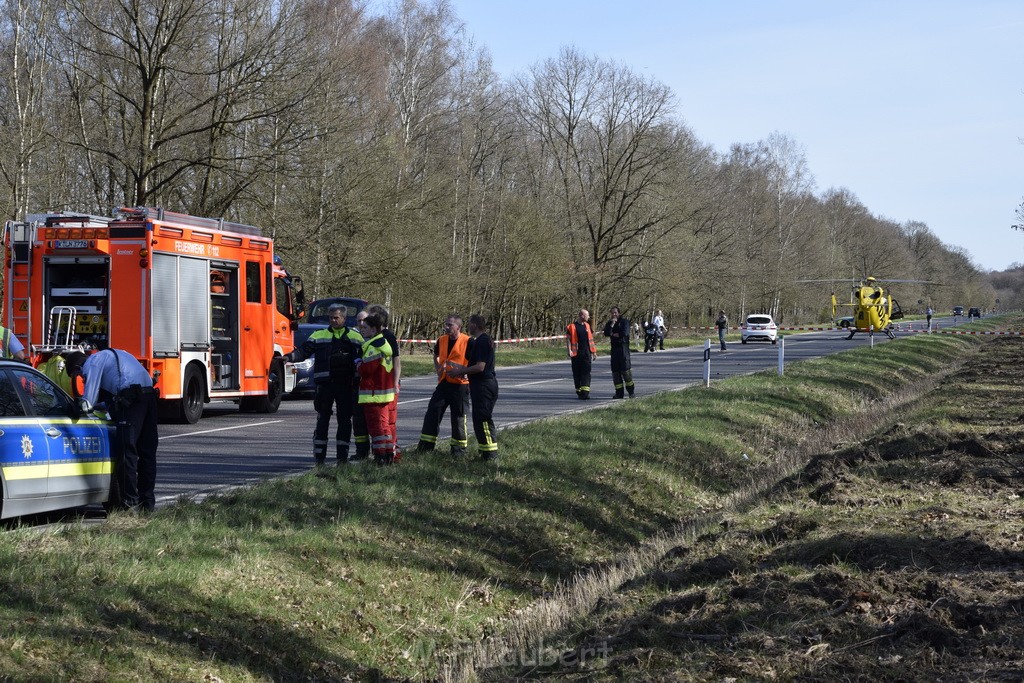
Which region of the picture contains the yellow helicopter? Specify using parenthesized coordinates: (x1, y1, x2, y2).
(831, 277, 904, 339)
(799, 275, 933, 340)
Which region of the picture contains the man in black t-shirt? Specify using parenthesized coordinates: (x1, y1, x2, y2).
(454, 314, 499, 460)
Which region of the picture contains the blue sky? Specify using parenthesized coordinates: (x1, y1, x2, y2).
(448, 0, 1024, 272)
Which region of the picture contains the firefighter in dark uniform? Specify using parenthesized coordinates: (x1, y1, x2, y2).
(64, 349, 159, 512)
(453, 314, 499, 460)
(416, 314, 470, 457)
(603, 306, 635, 399)
(283, 303, 364, 466)
(566, 308, 597, 399)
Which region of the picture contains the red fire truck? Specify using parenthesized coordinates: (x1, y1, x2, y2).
(2, 207, 304, 423)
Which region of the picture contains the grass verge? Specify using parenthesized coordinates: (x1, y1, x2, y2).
(0, 321, 1003, 681)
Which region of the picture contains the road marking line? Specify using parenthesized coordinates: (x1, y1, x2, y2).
(506, 379, 566, 388)
(161, 420, 284, 439)
(400, 378, 566, 405)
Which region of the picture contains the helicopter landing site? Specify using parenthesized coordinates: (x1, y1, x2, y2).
(480, 323, 1024, 681)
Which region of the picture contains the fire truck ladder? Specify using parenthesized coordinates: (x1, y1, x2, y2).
(1, 220, 34, 346)
(36, 306, 80, 354)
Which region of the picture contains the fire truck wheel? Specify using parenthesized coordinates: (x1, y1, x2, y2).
(179, 364, 205, 424)
(240, 358, 285, 414)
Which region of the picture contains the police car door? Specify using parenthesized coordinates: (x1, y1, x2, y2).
(8, 366, 112, 506)
(0, 367, 51, 516)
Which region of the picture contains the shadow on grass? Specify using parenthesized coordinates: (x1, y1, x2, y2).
(0, 573, 370, 681)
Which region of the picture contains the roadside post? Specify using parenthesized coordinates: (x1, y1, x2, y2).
(703, 339, 711, 387)
(777, 335, 785, 375)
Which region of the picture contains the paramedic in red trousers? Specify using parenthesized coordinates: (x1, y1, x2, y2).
(356, 313, 397, 465)
(64, 349, 158, 512)
(361, 304, 402, 460)
(566, 308, 597, 400)
(415, 314, 470, 457)
(603, 306, 635, 399)
(451, 314, 499, 460)
(283, 303, 364, 466)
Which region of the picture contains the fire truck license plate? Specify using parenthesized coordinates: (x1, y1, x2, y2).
(53, 240, 89, 249)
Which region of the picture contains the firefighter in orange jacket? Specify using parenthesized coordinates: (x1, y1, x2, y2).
(566, 308, 598, 400)
(415, 314, 470, 457)
(356, 313, 397, 465)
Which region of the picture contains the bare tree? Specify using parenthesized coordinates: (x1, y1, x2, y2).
(0, 0, 55, 217)
(50, 0, 321, 211)
(515, 46, 679, 313)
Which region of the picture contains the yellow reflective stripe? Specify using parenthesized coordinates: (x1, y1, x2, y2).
(359, 394, 395, 404)
(2, 460, 112, 481)
(1, 464, 49, 481)
(50, 461, 112, 477)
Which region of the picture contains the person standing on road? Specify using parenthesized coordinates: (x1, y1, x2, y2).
(64, 349, 158, 512)
(652, 309, 666, 350)
(283, 303, 365, 468)
(716, 310, 729, 351)
(356, 313, 397, 465)
(416, 314, 471, 457)
(0, 324, 27, 361)
(453, 314, 499, 460)
(926, 306, 934, 332)
(365, 304, 402, 461)
(566, 309, 597, 400)
(603, 306, 635, 399)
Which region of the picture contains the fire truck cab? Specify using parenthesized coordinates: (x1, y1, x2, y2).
(2, 207, 304, 424)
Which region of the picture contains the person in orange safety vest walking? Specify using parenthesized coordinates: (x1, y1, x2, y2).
(356, 312, 398, 465)
(415, 314, 470, 457)
(566, 308, 597, 400)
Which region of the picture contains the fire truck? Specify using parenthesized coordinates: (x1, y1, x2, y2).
(2, 207, 305, 423)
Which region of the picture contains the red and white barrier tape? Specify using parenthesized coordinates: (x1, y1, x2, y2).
(398, 334, 564, 344)
(397, 328, 1023, 344)
(683, 325, 1022, 336)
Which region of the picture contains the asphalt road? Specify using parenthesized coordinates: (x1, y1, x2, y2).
(151, 316, 950, 508)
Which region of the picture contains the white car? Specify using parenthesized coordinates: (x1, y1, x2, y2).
(741, 314, 778, 344)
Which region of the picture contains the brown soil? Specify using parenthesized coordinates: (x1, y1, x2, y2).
(498, 337, 1024, 681)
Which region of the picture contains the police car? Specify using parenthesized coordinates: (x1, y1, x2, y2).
(0, 359, 118, 519)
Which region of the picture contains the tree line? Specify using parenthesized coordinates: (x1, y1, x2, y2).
(1, 0, 1011, 341)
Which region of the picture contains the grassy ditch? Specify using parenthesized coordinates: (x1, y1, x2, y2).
(478, 318, 1024, 681)
(0, 325, 998, 681)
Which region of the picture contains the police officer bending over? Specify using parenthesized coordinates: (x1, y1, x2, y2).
(64, 349, 158, 512)
(283, 303, 365, 467)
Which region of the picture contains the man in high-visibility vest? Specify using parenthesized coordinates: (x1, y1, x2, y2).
(283, 303, 365, 467)
(0, 325, 27, 361)
(415, 314, 470, 457)
(566, 308, 597, 399)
